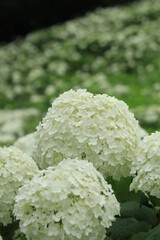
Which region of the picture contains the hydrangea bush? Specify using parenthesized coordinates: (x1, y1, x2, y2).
(35, 89, 140, 180)
(1, 90, 160, 239)
(0, 0, 160, 238)
(0, 146, 38, 226)
(130, 132, 160, 198)
(14, 159, 120, 240)
(0, 0, 160, 146)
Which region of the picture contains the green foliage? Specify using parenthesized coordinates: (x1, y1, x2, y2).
(108, 177, 142, 203)
(120, 201, 157, 226)
(107, 200, 158, 239)
(130, 225, 160, 240)
(105, 236, 113, 240)
(130, 232, 148, 240)
(108, 218, 151, 240)
(149, 196, 160, 207)
(0, 222, 19, 240)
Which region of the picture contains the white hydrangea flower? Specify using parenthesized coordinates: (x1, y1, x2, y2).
(14, 158, 120, 240)
(14, 132, 35, 157)
(35, 89, 140, 180)
(130, 132, 160, 198)
(0, 146, 39, 226)
(0, 235, 3, 240)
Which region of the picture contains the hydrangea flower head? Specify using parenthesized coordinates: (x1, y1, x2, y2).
(0, 146, 38, 225)
(35, 89, 140, 180)
(130, 132, 160, 198)
(14, 158, 120, 240)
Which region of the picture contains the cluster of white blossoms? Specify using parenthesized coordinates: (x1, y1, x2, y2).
(0, 146, 38, 226)
(14, 132, 35, 157)
(35, 89, 140, 180)
(0, 235, 3, 240)
(130, 132, 160, 198)
(14, 159, 120, 240)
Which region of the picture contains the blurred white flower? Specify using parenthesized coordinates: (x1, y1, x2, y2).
(112, 84, 130, 96)
(0, 108, 39, 144)
(133, 105, 160, 125)
(14, 133, 35, 157)
(0, 134, 15, 144)
(45, 85, 56, 96)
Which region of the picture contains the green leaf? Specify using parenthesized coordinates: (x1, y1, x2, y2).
(120, 201, 157, 226)
(0, 221, 19, 240)
(108, 218, 151, 240)
(145, 224, 160, 240)
(105, 236, 113, 240)
(149, 195, 160, 207)
(108, 177, 143, 203)
(130, 232, 147, 240)
(131, 225, 160, 240)
(20, 236, 27, 240)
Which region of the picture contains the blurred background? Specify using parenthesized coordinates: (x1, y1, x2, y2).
(0, 0, 160, 146)
(0, 0, 136, 42)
